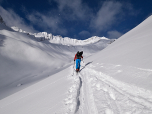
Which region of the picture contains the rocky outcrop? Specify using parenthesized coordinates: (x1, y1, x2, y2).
(0, 15, 6, 25)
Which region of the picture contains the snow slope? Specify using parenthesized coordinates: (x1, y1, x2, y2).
(78, 15, 152, 113)
(0, 21, 113, 100)
(1, 15, 152, 114)
(86, 15, 152, 90)
(64, 15, 152, 114)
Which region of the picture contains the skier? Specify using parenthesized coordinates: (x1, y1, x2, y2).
(74, 51, 83, 72)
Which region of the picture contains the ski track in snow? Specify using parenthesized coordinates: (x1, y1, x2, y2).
(65, 65, 98, 114)
(64, 63, 152, 114)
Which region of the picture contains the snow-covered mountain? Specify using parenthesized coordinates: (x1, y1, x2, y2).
(11, 26, 27, 33)
(1, 15, 152, 114)
(0, 15, 13, 31)
(0, 17, 114, 100)
(11, 26, 114, 46)
(0, 15, 5, 25)
(0, 15, 6, 25)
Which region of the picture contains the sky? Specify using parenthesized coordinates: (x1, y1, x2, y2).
(0, 0, 152, 40)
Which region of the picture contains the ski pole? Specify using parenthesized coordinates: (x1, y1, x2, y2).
(73, 61, 75, 70)
(72, 61, 75, 76)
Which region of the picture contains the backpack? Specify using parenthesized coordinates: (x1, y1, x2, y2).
(76, 51, 83, 59)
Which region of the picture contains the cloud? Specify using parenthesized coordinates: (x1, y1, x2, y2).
(49, 0, 92, 21)
(123, 2, 139, 16)
(0, 6, 37, 33)
(27, 11, 67, 35)
(78, 31, 91, 39)
(90, 1, 122, 32)
(0, 1, 136, 39)
(107, 30, 123, 39)
(26, 0, 92, 36)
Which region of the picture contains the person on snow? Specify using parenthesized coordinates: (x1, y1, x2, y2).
(74, 51, 83, 72)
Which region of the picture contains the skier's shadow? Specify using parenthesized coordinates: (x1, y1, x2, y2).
(80, 61, 92, 72)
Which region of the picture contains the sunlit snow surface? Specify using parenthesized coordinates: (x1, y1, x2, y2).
(1, 15, 152, 114)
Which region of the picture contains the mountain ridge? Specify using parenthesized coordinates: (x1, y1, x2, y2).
(11, 26, 115, 46)
(0, 17, 114, 99)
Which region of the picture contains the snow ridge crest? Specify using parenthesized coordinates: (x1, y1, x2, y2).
(11, 26, 114, 45)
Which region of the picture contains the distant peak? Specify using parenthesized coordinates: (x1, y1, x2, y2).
(11, 26, 114, 45)
(0, 15, 6, 25)
(11, 26, 28, 33)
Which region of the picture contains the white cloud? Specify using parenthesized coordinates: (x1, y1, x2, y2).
(107, 30, 123, 39)
(123, 2, 139, 16)
(25, 0, 92, 36)
(90, 1, 122, 32)
(27, 12, 67, 35)
(50, 0, 91, 20)
(0, 1, 136, 38)
(0, 6, 37, 33)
